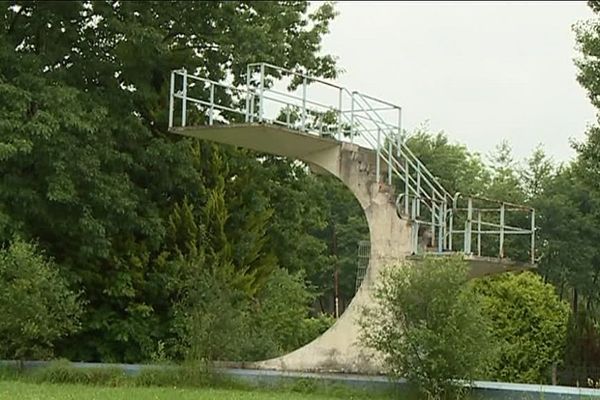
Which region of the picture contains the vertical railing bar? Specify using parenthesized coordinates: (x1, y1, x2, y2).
(259, 63, 265, 122)
(350, 93, 355, 144)
(499, 203, 505, 258)
(477, 211, 482, 256)
(245, 64, 251, 122)
(465, 197, 473, 254)
(209, 82, 215, 125)
(387, 134, 392, 185)
(338, 88, 343, 141)
(404, 158, 409, 215)
(416, 165, 421, 216)
(431, 194, 436, 249)
(530, 209, 536, 264)
(181, 69, 187, 127)
(437, 204, 444, 252)
(376, 128, 381, 183)
(301, 77, 307, 131)
(168, 70, 175, 128)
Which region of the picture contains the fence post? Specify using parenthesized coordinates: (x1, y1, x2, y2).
(181, 69, 187, 127)
(168, 71, 175, 128)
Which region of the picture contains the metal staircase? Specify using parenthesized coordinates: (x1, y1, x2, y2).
(168, 63, 536, 263)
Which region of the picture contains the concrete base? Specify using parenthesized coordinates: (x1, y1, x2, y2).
(170, 123, 534, 373)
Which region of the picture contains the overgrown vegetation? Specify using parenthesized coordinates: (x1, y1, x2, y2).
(360, 257, 493, 399)
(0, 240, 82, 361)
(2, 0, 600, 392)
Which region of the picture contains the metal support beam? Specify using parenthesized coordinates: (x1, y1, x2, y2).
(477, 211, 482, 256)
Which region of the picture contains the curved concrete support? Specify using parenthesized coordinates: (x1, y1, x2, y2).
(252, 143, 410, 374)
(171, 124, 409, 373)
(170, 123, 532, 373)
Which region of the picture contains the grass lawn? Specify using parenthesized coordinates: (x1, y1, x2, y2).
(0, 380, 373, 400)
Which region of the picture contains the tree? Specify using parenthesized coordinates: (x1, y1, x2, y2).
(0, 1, 339, 362)
(473, 272, 570, 383)
(403, 125, 490, 196)
(0, 239, 82, 361)
(360, 257, 494, 400)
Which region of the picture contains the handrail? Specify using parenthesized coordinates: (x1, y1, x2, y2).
(169, 65, 536, 263)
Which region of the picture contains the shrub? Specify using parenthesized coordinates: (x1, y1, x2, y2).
(360, 256, 494, 400)
(32, 359, 126, 386)
(472, 271, 570, 383)
(0, 240, 82, 361)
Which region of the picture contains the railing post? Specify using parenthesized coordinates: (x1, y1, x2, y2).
(168, 70, 175, 128)
(412, 199, 418, 254)
(259, 63, 265, 122)
(245, 64, 251, 122)
(438, 203, 444, 252)
(448, 208, 454, 251)
(416, 164, 421, 216)
(464, 197, 473, 254)
(376, 128, 381, 183)
(404, 158, 409, 215)
(431, 195, 436, 249)
(499, 203, 505, 258)
(350, 93, 355, 144)
(530, 209, 536, 264)
(397, 107, 402, 157)
(181, 69, 187, 127)
(209, 82, 215, 125)
(387, 133, 393, 185)
(477, 210, 482, 256)
(301, 77, 307, 131)
(338, 88, 343, 141)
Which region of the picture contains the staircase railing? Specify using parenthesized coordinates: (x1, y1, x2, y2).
(168, 63, 536, 263)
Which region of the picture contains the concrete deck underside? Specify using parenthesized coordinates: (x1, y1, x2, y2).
(170, 123, 530, 374)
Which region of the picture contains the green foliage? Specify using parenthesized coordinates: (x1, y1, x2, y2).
(173, 266, 332, 362)
(0, 1, 340, 362)
(403, 125, 490, 196)
(473, 272, 570, 383)
(32, 360, 127, 387)
(360, 257, 494, 400)
(0, 240, 82, 361)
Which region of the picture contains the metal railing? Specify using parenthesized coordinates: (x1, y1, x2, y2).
(168, 63, 536, 263)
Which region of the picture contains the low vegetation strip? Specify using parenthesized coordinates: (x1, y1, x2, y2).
(0, 381, 370, 400)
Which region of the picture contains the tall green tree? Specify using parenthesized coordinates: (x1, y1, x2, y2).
(0, 1, 339, 362)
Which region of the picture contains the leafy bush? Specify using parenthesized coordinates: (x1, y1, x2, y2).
(173, 267, 334, 362)
(360, 257, 494, 400)
(0, 240, 82, 360)
(473, 271, 570, 383)
(32, 359, 126, 386)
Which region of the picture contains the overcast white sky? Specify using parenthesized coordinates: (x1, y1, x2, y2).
(319, 1, 597, 162)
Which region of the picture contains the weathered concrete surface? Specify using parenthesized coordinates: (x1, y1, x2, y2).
(170, 123, 532, 373)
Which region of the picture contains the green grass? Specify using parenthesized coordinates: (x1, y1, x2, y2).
(0, 380, 373, 400)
